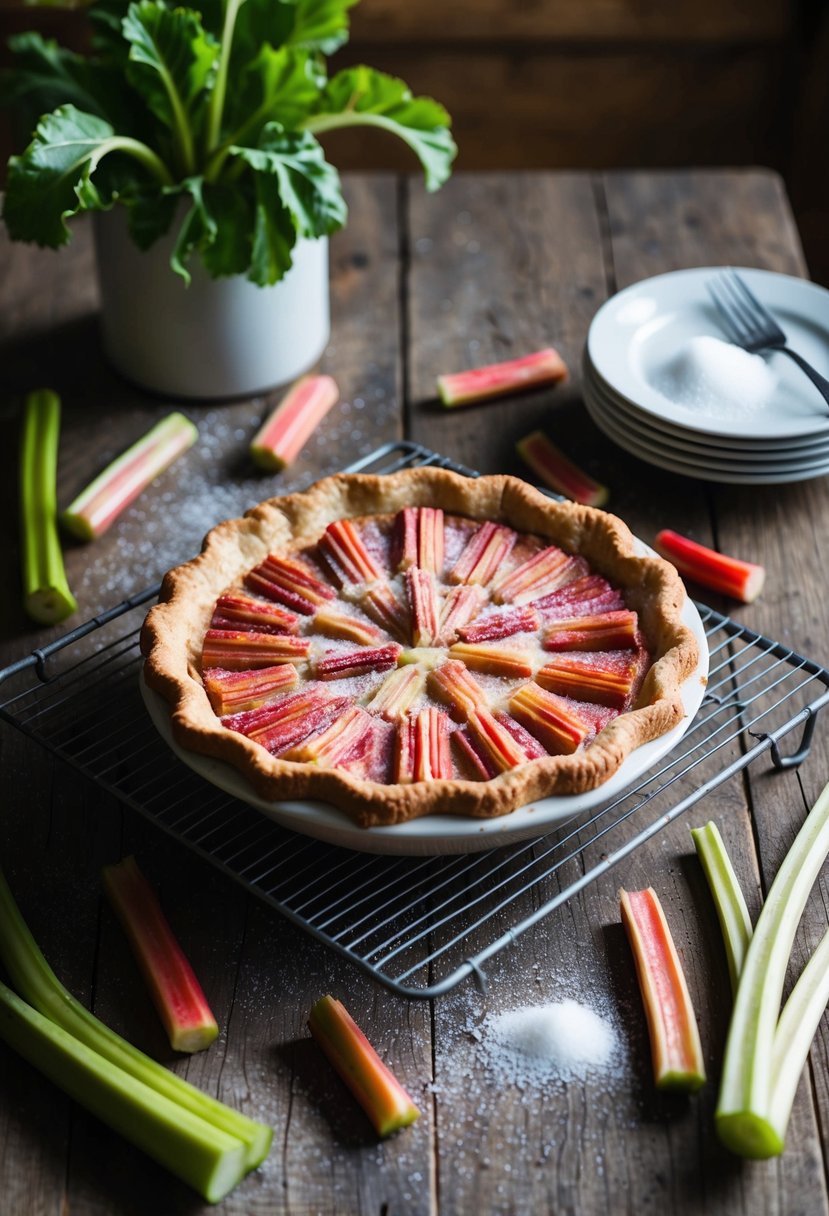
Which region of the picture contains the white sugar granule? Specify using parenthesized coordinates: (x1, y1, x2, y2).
(654, 334, 777, 417)
(482, 999, 618, 1085)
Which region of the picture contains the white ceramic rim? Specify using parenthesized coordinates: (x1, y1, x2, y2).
(141, 583, 709, 857)
(587, 266, 829, 441)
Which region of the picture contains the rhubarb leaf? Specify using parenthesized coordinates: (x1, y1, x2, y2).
(224, 46, 322, 142)
(231, 0, 359, 60)
(250, 172, 296, 285)
(229, 125, 346, 238)
(306, 66, 456, 191)
(1, 32, 112, 120)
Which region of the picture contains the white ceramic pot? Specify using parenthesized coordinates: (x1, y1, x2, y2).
(93, 209, 330, 399)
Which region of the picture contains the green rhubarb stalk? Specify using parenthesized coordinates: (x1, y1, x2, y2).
(103, 856, 219, 1053)
(19, 389, 78, 625)
(308, 995, 420, 1137)
(769, 926, 829, 1145)
(0, 864, 271, 1170)
(717, 780, 829, 1158)
(0, 979, 246, 1203)
(61, 412, 198, 540)
(691, 822, 753, 995)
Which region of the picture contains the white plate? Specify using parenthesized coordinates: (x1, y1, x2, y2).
(583, 352, 829, 456)
(584, 373, 829, 470)
(141, 594, 709, 856)
(587, 267, 829, 441)
(585, 386, 829, 485)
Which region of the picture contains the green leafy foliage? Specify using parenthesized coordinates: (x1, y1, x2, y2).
(2, 0, 456, 282)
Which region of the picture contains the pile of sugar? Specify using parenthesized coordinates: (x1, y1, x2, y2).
(480, 998, 619, 1086)
(655, 334, 777, 417)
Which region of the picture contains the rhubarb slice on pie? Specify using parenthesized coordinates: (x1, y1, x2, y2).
(141, 469, 699, 827)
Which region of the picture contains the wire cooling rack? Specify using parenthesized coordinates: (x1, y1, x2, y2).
(3, 441, 829, 999)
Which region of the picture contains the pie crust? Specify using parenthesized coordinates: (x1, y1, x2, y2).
(141, 468, 699, 827)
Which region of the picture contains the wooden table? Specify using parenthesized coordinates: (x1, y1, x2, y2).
(3, 169, 829, 1215)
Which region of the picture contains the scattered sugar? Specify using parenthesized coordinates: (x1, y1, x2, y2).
(654, 334, 777, 417)
(480, 998, 620, 1086)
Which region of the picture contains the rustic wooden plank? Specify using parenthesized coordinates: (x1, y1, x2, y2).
(325, 48, 787, 174)
(347, 0, 791, 43)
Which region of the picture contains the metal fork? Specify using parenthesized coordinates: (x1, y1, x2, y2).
(707, 268, 829, 409)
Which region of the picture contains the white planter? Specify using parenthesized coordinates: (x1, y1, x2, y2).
(93, 209, 330, 399)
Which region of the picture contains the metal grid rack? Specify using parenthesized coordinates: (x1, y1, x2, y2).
(3, 441, 829, 999)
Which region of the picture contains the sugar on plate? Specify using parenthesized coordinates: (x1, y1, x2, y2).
(654, 334, 777, 417)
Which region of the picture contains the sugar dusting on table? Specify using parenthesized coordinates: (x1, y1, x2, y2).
(480, 998, 619, 1086)
(655, 334, 777, 417)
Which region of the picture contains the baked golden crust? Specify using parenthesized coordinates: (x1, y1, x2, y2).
(140, 468, 699, 827)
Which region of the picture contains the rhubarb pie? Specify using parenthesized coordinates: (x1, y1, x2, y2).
(141, 468, 699, 827)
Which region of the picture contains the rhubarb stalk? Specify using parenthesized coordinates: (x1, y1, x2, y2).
(61, 412, 198, 540)
(654, 529, 765, 603)
(619, 887, 706, 1092)
(19, 389, 78, 625)
(717, 780, 829, 1158)
(691, 822, 752, 995)
(516, 430, 608, 507)
(0, 864, 271, 1170)
(308, 995, 420, 1137)
(437, 348, 567, 407)
(102, 856, 219, 1053)
(250, 375, 339, 470)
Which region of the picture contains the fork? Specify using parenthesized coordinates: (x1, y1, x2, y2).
(706, 268, 829, 409)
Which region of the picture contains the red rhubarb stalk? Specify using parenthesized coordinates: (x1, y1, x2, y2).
(250, 375, 339, 471)
(517, 430, 608, 507)
(654, 530, 765, 603)
(620, 887, 706, 1091)
(437, 348, 567, 407)
(62, 413, 198, 540)
(102, 857, 218, 1054)
(308, 995, 420, 1137)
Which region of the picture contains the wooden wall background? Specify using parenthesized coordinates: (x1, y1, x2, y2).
(2, 0, 827, 283)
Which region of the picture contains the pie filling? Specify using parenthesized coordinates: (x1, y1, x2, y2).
(197, 507, 653, 785)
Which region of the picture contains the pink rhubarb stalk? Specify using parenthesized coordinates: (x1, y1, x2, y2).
(654, 530, 765, 603)
(250, 375, 339, 471)
(61, 413, 198, 540)
(102, 857, 218, 1054)
(620, 887, 706, 1092)
(517, 430, 608, 507)
(308, 995, 420, 1137)
(437, 348, 568, 407)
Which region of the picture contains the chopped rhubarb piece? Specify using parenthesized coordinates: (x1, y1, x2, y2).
(308, 995, 420, 1138)
(435, 584, 484, 645)
(283, 705, 372, 766)
(517, 430, 608, 507)
(366, 664, 425, 721)
(458, 605, 540, 644)
(359, 583, 410, 644)
(449, 521, 517, 586)
(540, 590, 626, 621)
(449, 642, 533, 680)
(543, 609, 638, 652)
(406, 567, 440, 647)
(452, 727, 496, 780)
(249, 375, 339, 471)
(210, 594, 300, 636)
(201, 629, 310, 671)
(437, 348, 568, 408)
(202, 664, 298, 715)
(509, 683, 591, 754)
(102, 856, 218, 1054)
(620, 888, 706, 1092)
(224, 689, 350, 755)
(393, 507, 445, 574)
(244, 554, 335, 615)
(466, 709, 536, 773)
(319, 519, 383, 586)
(315, 643, 401, 681)
(535, 652, 640, 709)
(534, 572, 610, 613)
(491, 546, 573, 605)
(394, 708, 452, 782)
(428, 659, 488, 721)
(493, 710, 548, 759)
(313, 607, 384, 646)
(654, 529, 765, 603)
(61, 412, 198, 540)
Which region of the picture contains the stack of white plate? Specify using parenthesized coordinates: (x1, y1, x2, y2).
(583, 267, 829, 485)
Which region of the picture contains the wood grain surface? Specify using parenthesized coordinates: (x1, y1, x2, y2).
(2, 170, 829, 1216)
